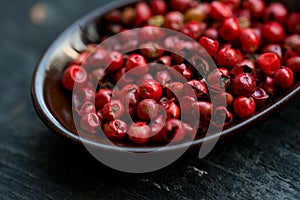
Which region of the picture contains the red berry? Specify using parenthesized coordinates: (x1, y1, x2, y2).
(95, 89, 112, 109)
(102, 100, 124, 121)
(219, 17, 241, 42)
(137, 99, 159, 120)
(155, 70, 172, 87)
(257, 53, 281, 76)
(263, 76, 278, 96)
(170, 0, 196, 13)
(171, 63, 192, 80)
(251, 87, 269, 106)
(139, 80, 162, 100)
(211, 92, 233, 107)
(203, 28, 218, 40)
(274, 67, 294, 89)
(243, 0, 265, 19)
(120, 84, 140, 118)
(77, 101, 96, 117)
(287, 13, 300, 34)
(216, 47, 239, 68)
(286, 56, 300, 75)
(222, 0, 241, 9)
(163, 11, 184, 30)
(210, 1, 233, 21)
(212, 106, 233, 127)
(180, 20, 205, 40)
(138, 26, 165, 41)
(103, 120, 127, 140)
(105, 51, 124, 71)
(80, 113, 100, 134)
(233, 96, 256, 118)
(135, 2, 152, 26)
(62, 65, 87, 91)
(191, 101, 212, 121)
(140, 42, 164, 59)
(239, 28, 260, 53)
(264, 2, 288, 23)
(232, 59, 255, 76)
(125, 54, 148, 76)
(261, 21, 285, 43)
(198, 36, 219, 57)
(128, 122, 150, 144)
(152, 119, 185, 143)
(231, 73, 256, 96)
(165, 102, 180, 119)
(150, 0, 167, 15)
(262, 44, 282, 60)
(183, 80, 208, 99)
(284, 34, 300, 50)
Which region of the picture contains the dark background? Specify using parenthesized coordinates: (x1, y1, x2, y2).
(1, 0, 300, 199)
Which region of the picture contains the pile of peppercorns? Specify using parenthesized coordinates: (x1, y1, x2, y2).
(61, 0, 300, 145)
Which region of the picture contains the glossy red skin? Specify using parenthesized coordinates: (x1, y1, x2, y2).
(257, 53, 281, 76)
(206, 68, 230, 91)
(274, 67, 294, 89)
(239, 28, 260, 53)
(180, 20, 205, 40)
(287, 13, 300, 34)
(243, 0, 265, 19)
(135, 2, 152, 26)
(105, 51, 124, 71)
(231, 59, 255, 76)
(125, 54, 148, 76)
(128, 122, 150, 144)
(231, 73, 256, 97)
(212, 106, 233, 128)
(171, 63, 192, 80)
(77, 101, 96, 117)
(251, 87, 269, 106)
(286, 56, 300, 75)
(233, 96, 256, 118)
(62, 64, 87, 91)
(216, 47, 239, 68)
(163, 11, 184, 30)
(137, 99, 159, 120)
(198, 36, 219, 57)
(212, 92, 233, 107)
(264, 2, 288, 23)
(263, 76, 278, 96)
(155, 70, 172, 87)
(170, 0, 196, 13)
(103, 120, 127, 140)
(95, 89, 112, 109)
(114, 67, 134, 86)
(165, 102, 180, 119)
(80, 113, 100, 134)
(283, 50, 298, 63)
(102, 100, 124, 121)
(203, 28, 218, 40)
(183, 80, 208, 99)
(139, 80, 162, 100)
(261, 21, 285, 43)
(166, 82, 184, 99)
(150, 0, 167, 15)
(152, 119, 185, 143)
(262, 44, 282, 60)
(219, 17, 241, 42)
(210, 1, 233, 21)
(137, 73, 154, 86)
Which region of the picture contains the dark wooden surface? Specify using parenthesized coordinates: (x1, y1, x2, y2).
(0, 0, 300, 199)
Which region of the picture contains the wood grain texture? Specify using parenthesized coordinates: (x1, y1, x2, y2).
(0, 0, 299, 199)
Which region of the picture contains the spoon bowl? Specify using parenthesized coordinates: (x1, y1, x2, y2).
(31, 0, 300, 152)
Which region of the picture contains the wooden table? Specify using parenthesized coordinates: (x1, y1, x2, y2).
(0, 0, 299, 199)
